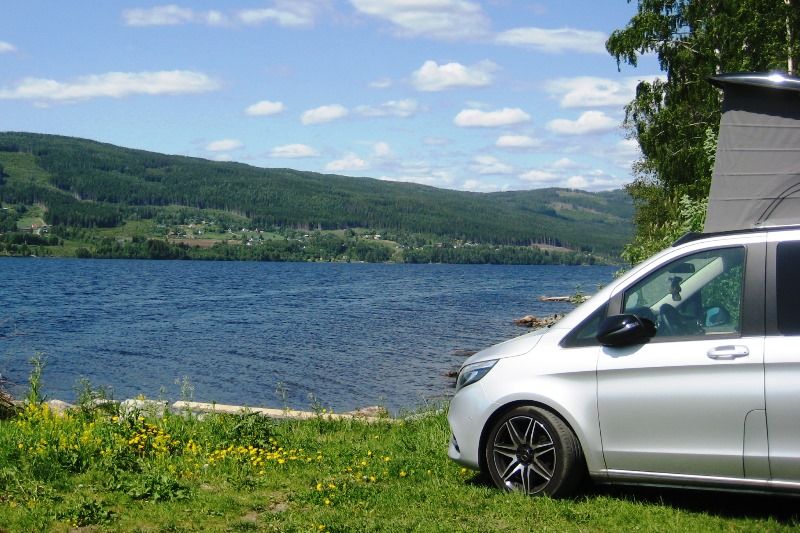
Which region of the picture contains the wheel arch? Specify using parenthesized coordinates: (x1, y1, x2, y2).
(477, 399, 587, 477)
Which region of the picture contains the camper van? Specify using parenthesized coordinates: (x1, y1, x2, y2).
(448, 72, 800, 497)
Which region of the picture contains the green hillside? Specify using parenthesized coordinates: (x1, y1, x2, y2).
(0, 132, 633, 263)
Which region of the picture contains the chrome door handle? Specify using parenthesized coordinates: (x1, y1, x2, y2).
(707, 345, 750, 360)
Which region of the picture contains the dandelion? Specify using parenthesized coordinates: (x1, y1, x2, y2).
(399, 471, 407, 478)
(324, 498, 331, 505)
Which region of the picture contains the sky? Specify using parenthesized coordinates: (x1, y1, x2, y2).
(0, 1, 661, 193)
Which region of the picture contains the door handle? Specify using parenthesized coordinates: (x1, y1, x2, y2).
(707, 345, 750, 360)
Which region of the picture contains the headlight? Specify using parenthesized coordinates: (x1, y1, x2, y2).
(455, 359, 497, 392)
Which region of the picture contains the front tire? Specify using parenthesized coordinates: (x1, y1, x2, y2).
(484, 405, 584, 497)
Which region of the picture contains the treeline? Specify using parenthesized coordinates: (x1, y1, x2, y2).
(607, 0, 800, 261)
(0, 132, 633, 255)
(0, 230, 598, 265)
(403, 245, 598, 265)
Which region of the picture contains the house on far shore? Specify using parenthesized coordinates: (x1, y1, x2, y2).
(21, 223, 50, 235)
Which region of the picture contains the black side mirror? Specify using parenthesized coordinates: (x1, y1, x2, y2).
(596, 314, 657, 347)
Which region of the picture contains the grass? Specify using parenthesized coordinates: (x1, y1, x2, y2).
(1, 396, 799, 533)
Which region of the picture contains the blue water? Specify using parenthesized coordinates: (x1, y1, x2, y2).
(0, 258, 615, 413)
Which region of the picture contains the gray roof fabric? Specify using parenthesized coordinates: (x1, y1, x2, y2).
(704, 75, 800, 233)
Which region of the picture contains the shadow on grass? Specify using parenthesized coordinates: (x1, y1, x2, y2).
(593, 484, 800, 525)
(467, 473, 800, 525)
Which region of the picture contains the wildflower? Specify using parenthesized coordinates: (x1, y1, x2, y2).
(324, 498, 331, 505)
(400, 471, 407, 478)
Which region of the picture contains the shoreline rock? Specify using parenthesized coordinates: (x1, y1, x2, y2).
(513, 314, 564, 328)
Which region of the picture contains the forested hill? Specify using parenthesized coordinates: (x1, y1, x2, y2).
(0, 132, 633, 258)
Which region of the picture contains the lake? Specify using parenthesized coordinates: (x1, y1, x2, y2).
(0, 258, 616, 413)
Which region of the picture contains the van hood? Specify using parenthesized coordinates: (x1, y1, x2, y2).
(461, 328, 547, 367)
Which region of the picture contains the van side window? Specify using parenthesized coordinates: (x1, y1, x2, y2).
(621, 247, 745, 339)
(776, 242, 800, 334)
(561, 304, 607, 348)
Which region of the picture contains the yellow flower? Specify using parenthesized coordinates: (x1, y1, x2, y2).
(324, 498, 331, 505)
(399, 471, 407, 478)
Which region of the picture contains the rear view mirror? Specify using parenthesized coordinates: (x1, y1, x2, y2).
(669, 262, 695, 274)
(596, 314, 657, 347)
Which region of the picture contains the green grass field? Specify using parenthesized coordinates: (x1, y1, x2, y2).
(1, 394, 798, 532)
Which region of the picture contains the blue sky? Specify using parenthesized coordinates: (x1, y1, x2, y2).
(0, 1, 660, 193)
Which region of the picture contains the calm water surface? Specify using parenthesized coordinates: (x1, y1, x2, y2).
(0, 258, 615, 412)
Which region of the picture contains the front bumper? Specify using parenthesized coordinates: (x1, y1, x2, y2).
(447, 380, 490, 470)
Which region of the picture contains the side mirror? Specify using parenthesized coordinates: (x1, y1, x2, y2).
(596, 314, 657, 347)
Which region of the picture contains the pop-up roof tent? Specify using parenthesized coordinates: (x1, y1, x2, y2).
(704, 73, 800, 233)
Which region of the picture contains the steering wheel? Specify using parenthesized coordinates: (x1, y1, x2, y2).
(658, 304, 681, 336)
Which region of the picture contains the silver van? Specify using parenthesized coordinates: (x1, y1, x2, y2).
(447, 73, 800, 496)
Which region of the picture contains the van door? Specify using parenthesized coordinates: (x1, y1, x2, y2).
(765, 234, 800, 482)
(597, 242, 766, 478)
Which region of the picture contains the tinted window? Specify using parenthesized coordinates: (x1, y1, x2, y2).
(622, 247, 745, 339)
(777, 241, 800, 334)
(562, 304, 607, 348)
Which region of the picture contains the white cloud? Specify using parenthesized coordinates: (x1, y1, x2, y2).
(462, 179, 503, 192)
(496, 27, 607, 54)
(608, 138, 641, 169)
(238, 7, 312, 27)
(454, 107, 530, 127)
(0, 70, 220, 102)
(326, 153, 368, 172)
(495, 134, 541, 149)
(369, 78, 393, 89)
(0, 41, 16, 53)
(470, 155, 513, 175)
(203, 10, 227, 26)
(519, 169, 559, 183)
(552, 157, 580, 169)
(544, 76, 661, 108)
(565, 175, 589, 189)
(373, 142, 392, 158)
(547, 111, 618, 135)
(411, 60, 497, 91)
(123, 5, 196, 26)
(245, 100, 285, 116)
(355, 99, 419, 117)
(270, 143, 319, 158)
(124, 2, 324, 27)
(379, 170, 456, 189)
(301, 104, 349, 124)
(519, 161, 628, 191)
(212, 153, 234, 162)
(350, 0, 491, 40)
(206, 139, 243, 152)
